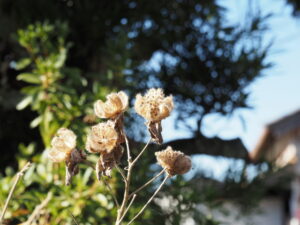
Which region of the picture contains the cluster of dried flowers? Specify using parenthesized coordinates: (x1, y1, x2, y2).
(47, 88, 191, 224)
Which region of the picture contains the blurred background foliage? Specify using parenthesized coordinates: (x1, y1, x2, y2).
(0, 0, 297, 224)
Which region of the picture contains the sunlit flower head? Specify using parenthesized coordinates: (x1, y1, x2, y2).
(94, 91, 128, 119)
(48, 148, 69, 162)
(86, 120, 118, 154)
(134, 88, 173, 122)
(51, 128, 76, 152)
(48, 128, 77, 162)
(155, 146, 191, 176)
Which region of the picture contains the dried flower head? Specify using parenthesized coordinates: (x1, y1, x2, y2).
(96, 146, 123, 179)
(86, 121, 118, 154)
(65, 150, 86, 185)
(134, 88, 173, 122)
(147, 121, 163, 144)
(48, 128, 77, 162)
(51, 128, 77, 153)
(48, 148, 69, 163)
(94, 91, 128, 119)
(155, 146, 191, 176)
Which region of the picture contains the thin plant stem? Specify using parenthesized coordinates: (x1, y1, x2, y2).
(81, 156, 121, 208)
(118, 194, 136, 223)
(129, 169, 165, 199)
(68, 210, 79, 225)
(0, 162, 31, 223)
(116, 138, 153, 224)
(116, 136, 133, 225)
(127, 174, 169, 225)
(25, 192, 52, 225)
(71, 213, 79, 225)
(116, 166, 131, 225)
(102, 178, 120, 208)
(124, 135, 132, 163)
(131, 138, 151, 166)
(82, 159, 120, 208)
(115, 164, 127, 184)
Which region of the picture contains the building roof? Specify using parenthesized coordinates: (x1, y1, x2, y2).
(250, 109, 300, 163)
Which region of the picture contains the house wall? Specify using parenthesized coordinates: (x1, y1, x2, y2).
(289, 136, 300, 224)
(220, 197, 285, 225)
(181, 197, 285, 225)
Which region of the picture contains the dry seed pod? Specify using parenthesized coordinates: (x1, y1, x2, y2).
(94, 91, 128, 119)
(86, 120, 118, 154)
(65, 149, 86, 185)
(155, 146, 191, 176)
(134, 88, 173, 123)
(96, 146, 124, 179)
(147, 121, 163, 144)
(48, 128, 77, 162)
(110, 114, 126, 145)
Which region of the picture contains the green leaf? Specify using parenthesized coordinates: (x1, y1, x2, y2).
(19, 142, 35, 156)
(82, 167, 93, 185)
(5, 167, 14, 177)
(30, 116, 42, 128)
(54, 48, 67, 68)
(15, 58, 32, 70)
(17, 73, 41, 84)
(16, 95, 33, 110)
(21, 86, 41, 95)
(23, 164, 36, 185)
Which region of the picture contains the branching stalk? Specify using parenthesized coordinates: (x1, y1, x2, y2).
(116, 181, 129, 224)
(116, 164, 132, 225)
(127, 174, 169, 225)
(131, 138, 151, 167)
(116, 137, 156, 225)
(118, 194, 136, 223)
(0, 162, 31, 223)
(115, 164, 127, 184)
(129, 169, 165, 199)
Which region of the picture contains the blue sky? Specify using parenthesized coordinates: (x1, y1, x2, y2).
(215, 0, 300, 150)
(163, 0, 300, 151)
(162, 0, 300, 178)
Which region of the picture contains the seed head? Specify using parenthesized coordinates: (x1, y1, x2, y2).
(155, 146, 191, 176)
(94, 91, 128, 119)
(48, 128, 77, 162)
(48, 148, 70, 162)
(96, 146, 124, 179)
(51, 128, 76, 152)
(134, 88, 173, 122)
(86, 120, 118, 154)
